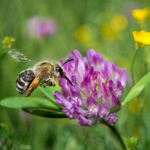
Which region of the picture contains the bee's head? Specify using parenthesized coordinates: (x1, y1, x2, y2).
(55, 64, 64, 78)
(54, 58, 73, 86)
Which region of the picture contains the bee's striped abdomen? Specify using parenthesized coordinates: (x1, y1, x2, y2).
(16, 70, 35, 94)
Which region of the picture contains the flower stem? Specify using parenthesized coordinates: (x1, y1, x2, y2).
(101, 121, 127, 150)
(131, 49, 139, 85)
(144, 47, 149, 75)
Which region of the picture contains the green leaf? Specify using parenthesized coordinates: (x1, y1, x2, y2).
(122, 72, 150, 105)
(22, 107, 68, 118)
(0, 97, 60, 109)
(51, 78, 62, 93)
(39, 79, 61, 102)
(39, 87, 56, 102)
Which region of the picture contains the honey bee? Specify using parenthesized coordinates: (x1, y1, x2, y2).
(16, 59, 73, 97)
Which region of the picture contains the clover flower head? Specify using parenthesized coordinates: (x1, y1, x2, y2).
(54, 49, 127, 126)
(132, 7, 150, 23)
(132, 30, 150, 49)
(27, 16, 57, 39)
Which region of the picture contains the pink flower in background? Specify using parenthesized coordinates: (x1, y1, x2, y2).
(54, 49, 128, 126)
(27, 16, 57, 39)
(0, 139, 2, 148)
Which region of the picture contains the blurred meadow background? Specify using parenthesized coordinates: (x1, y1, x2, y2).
(0, 0, 150, 149)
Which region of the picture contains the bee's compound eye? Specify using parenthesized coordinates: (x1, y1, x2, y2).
(56, 66, 61, 72)
(56, 65, 63, 77)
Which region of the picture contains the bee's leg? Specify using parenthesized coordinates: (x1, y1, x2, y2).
(39, 83, 43, 86)
(39, 82, 44, 87)
(45, 78, 56, 87)
(26, 75, 41, 97)
(40, 83, 47, 88)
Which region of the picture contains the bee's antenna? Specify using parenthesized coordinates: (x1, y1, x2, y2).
(62, 58, 73, 66)
(61, 58, 74, 86)
(65, 76, 74, 86)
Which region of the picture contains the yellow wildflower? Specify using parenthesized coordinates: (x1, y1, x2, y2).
(111, 15, 128, 32)
(101, 14, 128, 40)
(101, 24, 119, 40)
(132, 7, 150, 23)
(128, 98, 141, 114)
(128, 97, 147, 114)
(132, 30, 150, 49)
(75, 25, 93, 42)
(2, 36, 16, 48)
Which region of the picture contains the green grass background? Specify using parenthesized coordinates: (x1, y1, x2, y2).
(0, 0, 150, 149)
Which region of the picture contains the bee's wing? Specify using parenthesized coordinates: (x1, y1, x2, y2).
(8, 49, 36, 67)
